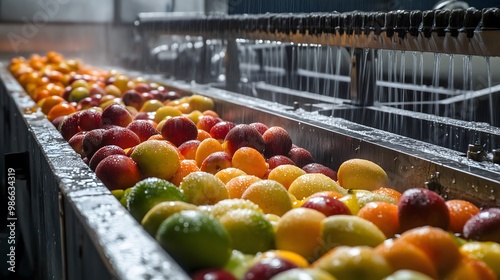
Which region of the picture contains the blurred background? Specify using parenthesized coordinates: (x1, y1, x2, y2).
(0, 0, 498, 66)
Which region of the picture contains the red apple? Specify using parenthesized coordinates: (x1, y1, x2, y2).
(122, 89, 144, 110)
(134, 111, 155, 121)
(242, 257, 298, 280)
(95, 154, 142, 190)
(262, 126, 292, 158)
(126, 120, 159, 142)
(302, 195, 351, 216)
(288, 147, 315, 168)
(101, 127, 141, 150)
(249, 122, 269, 135)
(200, 151, 233, 174)
(161, 116, 198, 146)
(302, 163, 337, 181)
(88, 145, 126, 171)
(210, 121, 236, 141)
(223, 124, 265, 155)
(68, 131, 87, 158)
(463, 208, 500, 243)
(178, 140, 201, 160)
(134, 83, 151, 93)
(197, 115, 222, 132)
(78, 109, 102, 131)
(267, 155, 296, 169)
(82, 128, 106, 158)
(398, 188, 450, 232)
(101, 104, 133, 127)
(59, 112, 81, 141)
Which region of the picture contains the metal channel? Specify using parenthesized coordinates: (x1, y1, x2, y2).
(0, 64, 190, 280)
(165, 79, 500, 208)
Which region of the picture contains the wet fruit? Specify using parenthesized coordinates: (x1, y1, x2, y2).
(156, 210, 232, 272)
(179, 171, 229, 205)
(275, 208, 326, 262)
(126, 177, 186, 221)
(398, 188, 450, 232)
(337, 158, 389, 191)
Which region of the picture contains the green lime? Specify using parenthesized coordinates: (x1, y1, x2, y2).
(211, 198, 263, 219)
(119, 187, 132, 207)
(156, 210, 232, 272)
(179, 171, 229, 205)
(141, 201, 198, 236)
(224, 250, 255, 279)
(127, 177, 186, 221)
(112, 189, 124, 200)
(219, 209, 275, 255)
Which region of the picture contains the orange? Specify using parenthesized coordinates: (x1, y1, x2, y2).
(225, 175, 261, 199)
(275, 208, 327, 262)
(196, 129, 212, 141)
(195, 138, 224, 166)
(231, 147, 268, 178)
(47, 102, 76, 122)
(202, 109, 219, 118)
(374, 239, 439, 279)
(256, 250, 310, 268)
(444, 256, 497, 280)
(38, 95, 66, 115)
(357, 201, 400, 238)
(267, 164, 306, 190)
(170, 159, 200, 187)
(446, 199, 480, 235)
(460, 241, 500, 278)
(372, 187, 402, 202)
(32, 88, 50, 103)
(175, 102, 193, 114)
(337, 158, 390, 191)
(214, 167, 246, 184)
(398, 226, 461, 278)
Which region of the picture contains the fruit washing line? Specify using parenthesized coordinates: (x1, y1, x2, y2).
(2, 4, 500, 280)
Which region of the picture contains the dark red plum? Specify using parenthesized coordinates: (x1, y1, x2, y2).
(101, 104, 133, 127)
(263, 126, 292, 158)
(463, 208, 500, 243)
(88, 145, 126, 171)
(224, 124, 265, 155)
(302, 195, 351, 217)
(126, 120, 159, 142)
(288, 147, 315, 168)
(210, 121, 236, 141)
(302, 163, 338, 181)
(398, 188, 450, 232)
(267, 155, 296, 169)
(161, 116, 198, 147)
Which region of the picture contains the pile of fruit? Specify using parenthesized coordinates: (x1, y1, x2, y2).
(8, 52, 500, 280)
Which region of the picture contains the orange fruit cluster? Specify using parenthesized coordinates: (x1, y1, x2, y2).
(8, 53, 500, 280)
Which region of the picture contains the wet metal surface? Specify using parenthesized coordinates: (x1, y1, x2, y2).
(166, 79, 500, 207)
(0, 64, 189, 279)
